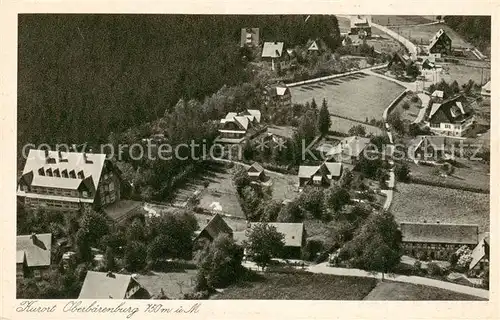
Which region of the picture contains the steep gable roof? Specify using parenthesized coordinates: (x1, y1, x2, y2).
(400, 222, 478, 245)
(248, 162, 264, 173)
(262, 42, 284, 58)
(308, 40, 319, 51)
(469, 238, 489, 270)
(428, 29, 451, 50)
(16, 233, 52, 267)
(429, 95, 474, 124)
(245, 109, 262, 123)
(196, 213, 233, 241)
(79, 271, 140, 299)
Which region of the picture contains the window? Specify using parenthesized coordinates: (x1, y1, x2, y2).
(444, 124, 451, 129)
(109, 182, 114, 192)
(33, 269, 41, 279)
(22, 185, 28, 192)
(82, 191, 88, 198)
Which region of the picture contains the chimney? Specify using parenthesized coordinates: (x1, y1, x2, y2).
(436, 220, 440, 224)
(30, 233, 37, 242)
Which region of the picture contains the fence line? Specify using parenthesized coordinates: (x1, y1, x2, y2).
(285, 64, 388, 87)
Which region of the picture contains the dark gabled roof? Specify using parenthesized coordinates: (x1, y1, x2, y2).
(195, 213, 233, 241)
(16, 233, 52, 267)
(400, 222, 478, 245)
(390, 52, 412, 67)
(409, 135, 449, 152)
(429, 95, 475, 124)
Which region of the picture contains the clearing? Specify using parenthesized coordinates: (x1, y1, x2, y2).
(391, 183, 490, 232)
(330, 116, 383, 136)
(212, 272, 378, 300)
(371, 15, 436, 26)
(364, 280, 486, 300)
(289, 73, 405, 122)
(388, 23, 472, 49)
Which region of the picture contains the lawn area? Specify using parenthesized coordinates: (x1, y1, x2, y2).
(363, 281, 486, 300)
(212, 272, 378, 300)
(197, 168, 245, 218)
(267, 171, 299, 202)
(367, 29, 404, 54)
(371, 15, 435, 26)
(290, 73, 405, 122)
(441, 63, 491, 86)
(391, 92, 422, 122)
(135, 270, 197, 299)
(330, 116, 383, 136)
(391, 183, 490, 232)
(388, 23, 472, 48)
(408, 159, 490, 192)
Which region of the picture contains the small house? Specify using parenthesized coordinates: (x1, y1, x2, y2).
(218, 109, 262, 143)
(428, 95, 475, 137)
(262, 42, 284, 71)
(469, 235, 489, 272)
(237, 222, 306, 259)
(350, 15, 371, 38)
(298, 162, 343, 188)
(400, 222, 479, 260)
(16, 233, 52, 280)
(326, 136, 371, 165)
(246, 162, 266, 182)
(408, 135, 450, 161)
(194, 213, 233, 248)
(78, 271, 150, 299)
(240, 28, 260, 48)
(262, 85, 292, 108)
(427, 29, 452, 55)
(481, 81, 491, 97)
(388, 52, 413, 72)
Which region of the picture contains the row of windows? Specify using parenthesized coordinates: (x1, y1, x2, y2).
(27, 186, 92, 198)
(26, 197, 80, 210)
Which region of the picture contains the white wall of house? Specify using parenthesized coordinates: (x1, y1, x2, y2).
(429, 117, 474, 137)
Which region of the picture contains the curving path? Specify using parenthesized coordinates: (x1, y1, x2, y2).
(306, 262, 489, 299)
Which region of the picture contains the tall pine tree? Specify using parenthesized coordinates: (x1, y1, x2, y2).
(317, 98, 332, 136)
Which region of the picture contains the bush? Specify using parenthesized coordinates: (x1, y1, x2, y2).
(410, 95, 419, 103)
(183, 290, 210, 300)
(427, 262, 443, 276)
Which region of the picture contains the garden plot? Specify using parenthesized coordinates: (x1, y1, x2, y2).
(290, 73, 405, 123)
(391, 183, 490, 233)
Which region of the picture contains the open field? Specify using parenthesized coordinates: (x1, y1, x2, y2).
(136, 270, 197, 299)
(371, 15, 436, 26)
(408, 159, 490, 192)
(441, 63, 491, 86)
(290, 73, 405, 122)
(330, 116, 383, 136)
(363, 281, 486, 300)
(367, 28, 404, 54)
(388, 23, 472, 48)
(212, 272, 378, 300)
(391, 183, 490, 232)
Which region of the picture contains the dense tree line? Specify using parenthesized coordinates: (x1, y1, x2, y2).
(444, 16, 491, 54)
(18, 15, 341, 147)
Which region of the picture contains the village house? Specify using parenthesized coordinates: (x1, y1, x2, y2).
(194, 213, 233, 248)
(261, 41, 284, 71)
(481, 80, 491, 97)
(240, 27, 260, 48)
(217, 109, 262, 143)
(79, 271, 150, 299)
(298, 162, 343, 189)
(427, 94, 475, 137)
(408, 135, 450, 161)
(350, 15, 371, 38)
(17, 149, 122, 212)
(262, 84, 292, 109)
(469, 235, 489, 272)
(326, 136, 371, 165)
(235, 222, 306, 259)
(426, 29, 452, 55)
(387, 52, 414, 74)
(16, 233, 52, 280)
(246, 162, 266, 182)
(400, 222, 479, 260)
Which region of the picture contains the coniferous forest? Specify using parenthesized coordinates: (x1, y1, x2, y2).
(18, 14, 341, 147)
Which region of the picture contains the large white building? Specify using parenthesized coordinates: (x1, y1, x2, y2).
(17, 149, 121, 212)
